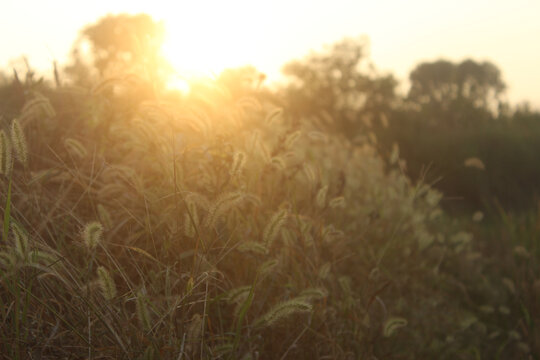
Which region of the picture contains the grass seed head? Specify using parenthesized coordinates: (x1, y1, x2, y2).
(316, 185, 329, 208)
(383, 317, 408, 337)
(318, 262, 332, 279)
(64, 138, 88, 159)
(284, 130, 301, 149)
(227, 286, 251, 304)
(299, 287, 328, 300)
(0, 130, 12, 175)
(258, 259, 279, 277)
(258, 298, 312, 327)
(237, 241, 268, 255)
(10, 118, 28, 166)
(205, 192, 244, 228)
(97, 266, 117, 300)
(262, 209, 288, 248)
(230, 151, 246, 178)
(329, 196, 346, 209)
(82, 222, 103, 250)
(12, 223, 29, 260)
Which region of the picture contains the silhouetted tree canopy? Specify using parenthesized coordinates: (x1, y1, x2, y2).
(66, 13, 171, 85)
(281, 37, 397, 135)
(408, 59, 505, 113)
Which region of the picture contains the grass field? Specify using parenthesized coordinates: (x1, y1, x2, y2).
(0, 70, 536, 359)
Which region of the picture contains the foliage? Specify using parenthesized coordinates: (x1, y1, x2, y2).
(0, 64, 499, 359)
(281, 37, 397, 136)
(378, 103, 540, 213)
(0, 17, 538, 360)
(279, 40, 540, 214)
(408, 59, 506, 114)
(66, 13, 172, 86)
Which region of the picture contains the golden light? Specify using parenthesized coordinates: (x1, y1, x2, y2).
(160, 2, 273, 83)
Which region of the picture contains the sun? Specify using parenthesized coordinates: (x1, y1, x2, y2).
(152, 2, 286, 91)
(159, 3, 267, 82)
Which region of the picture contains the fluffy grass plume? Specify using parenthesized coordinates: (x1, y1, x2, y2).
(303, 164, 317, 186)
(258, 259, 279, 277)
(513, 245, 530, 258)
(299, 287, 328, 301)
(464, 157, 485, 170)
(264, 107, 283, 125)
(262, 209, 288, 247)
(12, 222, 28, 260)
(257, 298, 312, 327)
(21, 93, 56, 119)
(237, 241, 269, 255)
(329, 196, 346, 209)
(257, 142, 272, 164)
(270, 156, 286, 170)
(383, 317, 408, 337)
(82, 221, 103, 250)
(10, 118, 28, 166)
(0, 130, 12, 174)
(229, 151, 246, 178)
(64, 138, 88, 159)
(284, 130, 301, 149)
(204, 192, 244, 228)
(322, 224, 344, 244)
(185, 192, 211, 211)
(318, 262, 332, 279)
(316, 185, 329, 208)
(97, 266, 117, 300)
(227, 286, 252, 304)
(472, 211, 484, 222)
(307, 131, 328, 142)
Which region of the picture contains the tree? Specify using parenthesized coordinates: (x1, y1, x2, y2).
(66, 14, 172, 85)
(408, 59, 505, 115)
(281, 37, 397, 135)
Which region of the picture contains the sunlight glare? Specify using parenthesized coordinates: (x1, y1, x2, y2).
(160, 2, 270, 82)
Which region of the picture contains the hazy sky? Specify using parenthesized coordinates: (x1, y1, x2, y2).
(1, 0, 539, 106)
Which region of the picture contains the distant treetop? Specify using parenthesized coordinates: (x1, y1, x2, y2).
(66, 13, 172, 85)
(408, 59, 506, 112)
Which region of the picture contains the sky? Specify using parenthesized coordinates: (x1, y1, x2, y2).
(1, 0, 539, 107)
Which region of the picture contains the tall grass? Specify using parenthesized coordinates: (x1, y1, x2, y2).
(0, 71, 536, 359)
